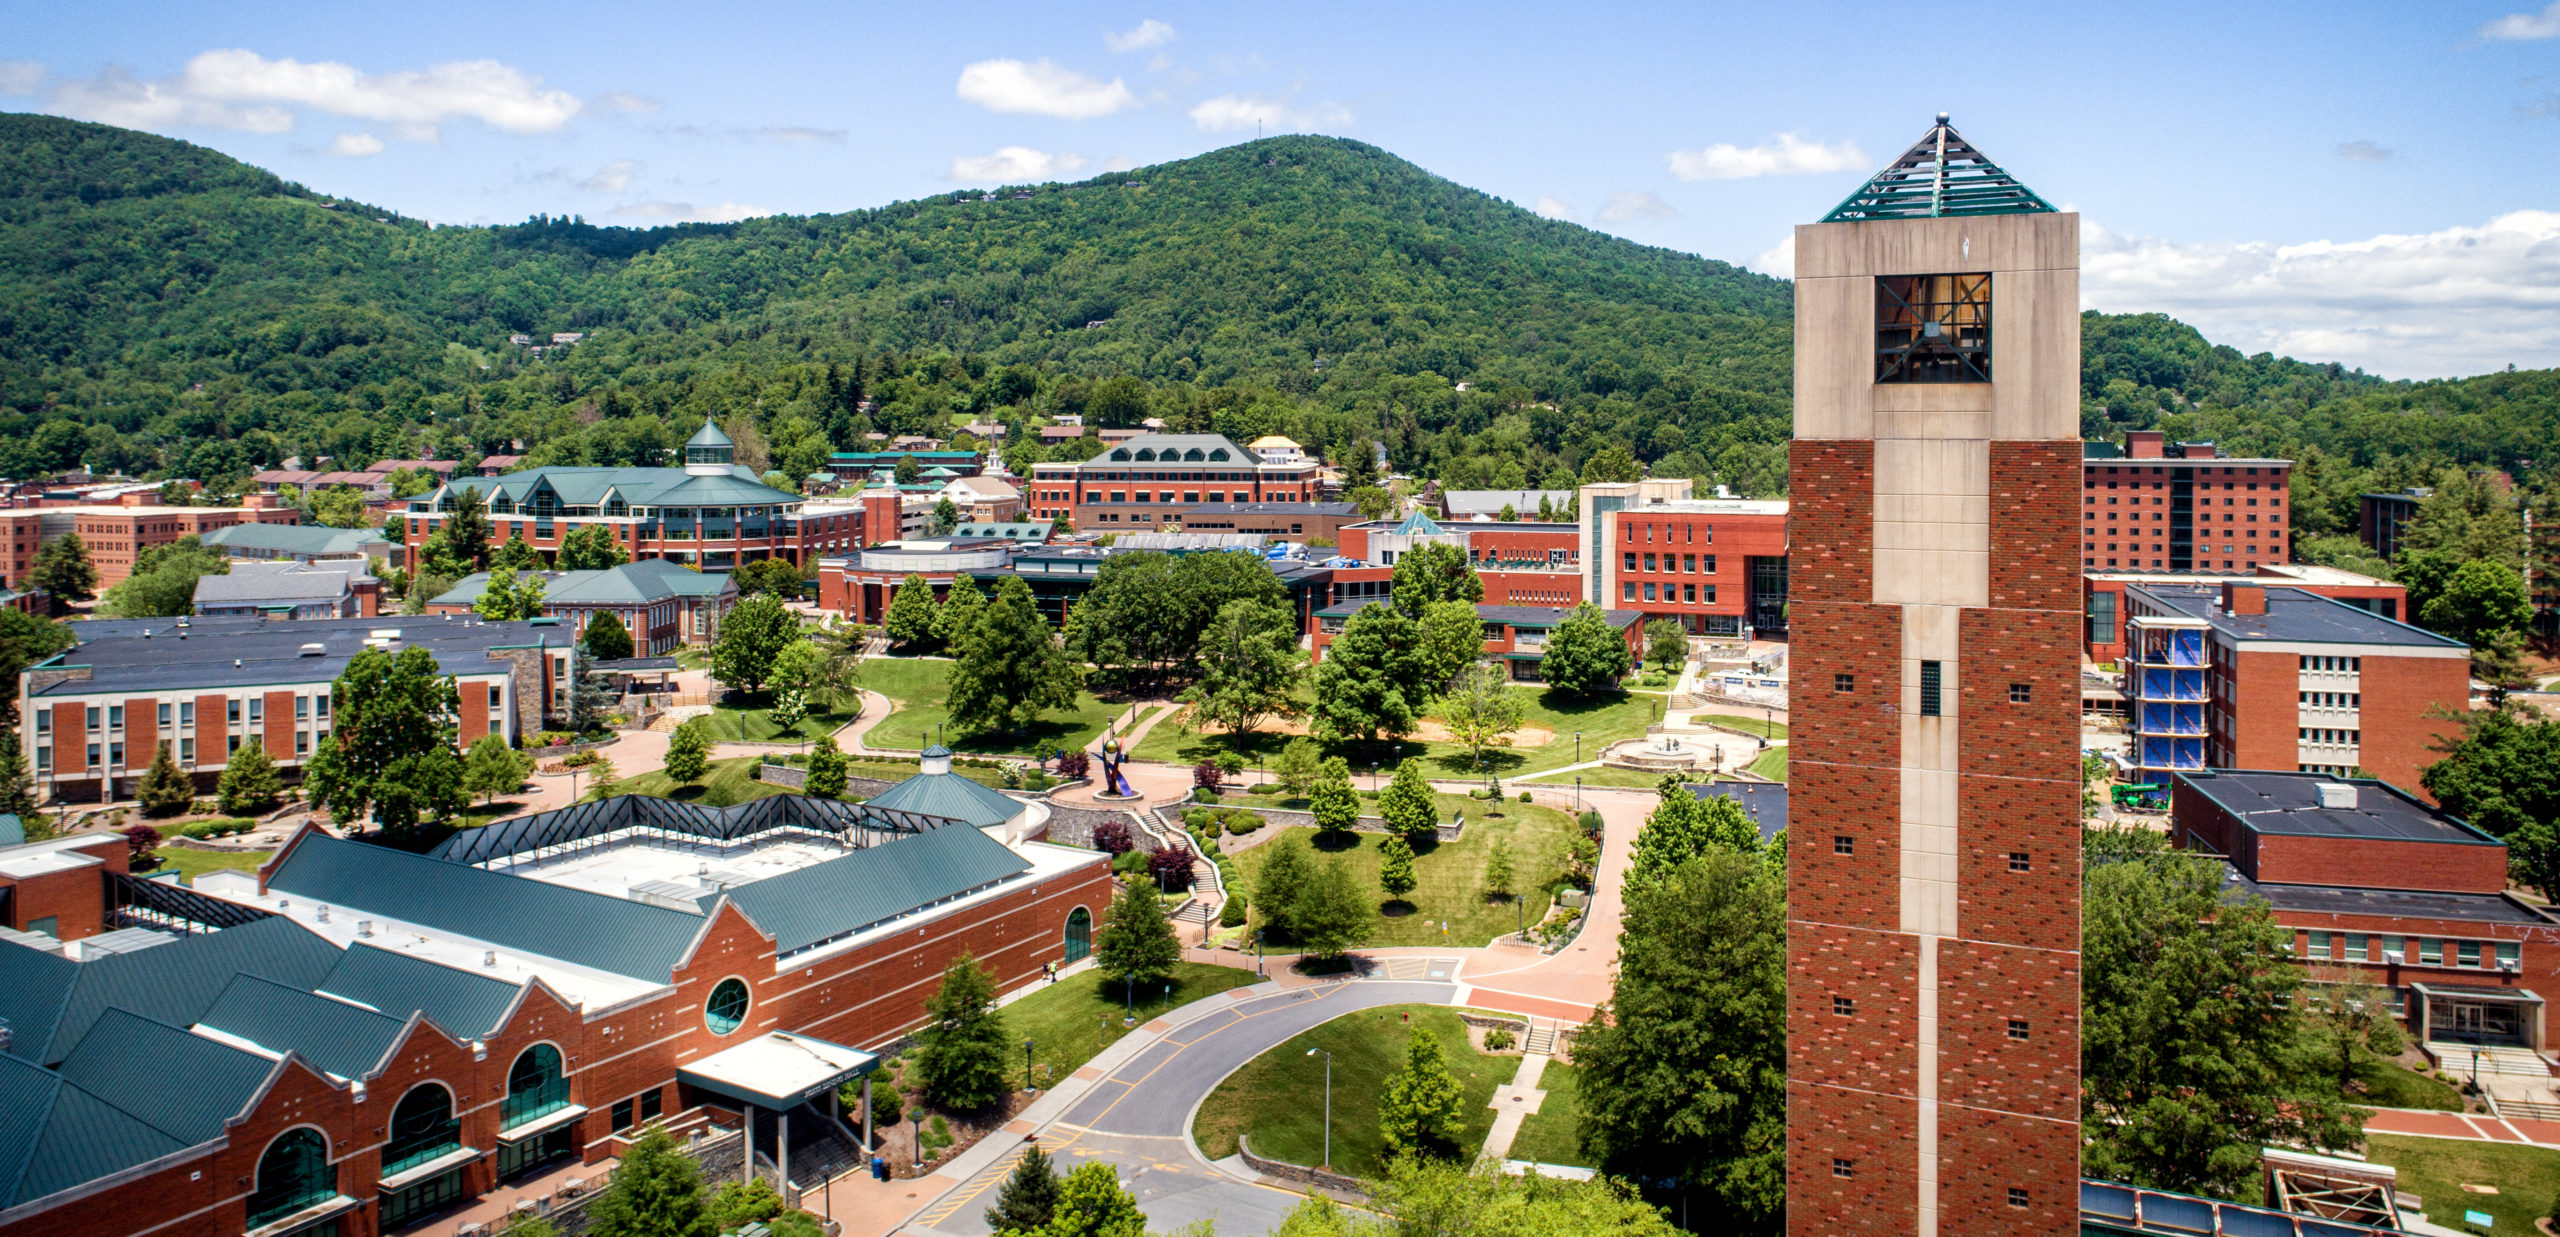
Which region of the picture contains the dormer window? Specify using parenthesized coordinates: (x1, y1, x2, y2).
(1876, 273, 1992, 383)
(1183, 448, 1205, 461)
(1209, 448, 1230, 461)
(1110, 449, 1131, 461)
(1134, 448, 1157, 462)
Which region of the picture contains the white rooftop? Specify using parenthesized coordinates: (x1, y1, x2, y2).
(491, 830, 853, 904)
(0, 834, 115, 879)
(679, 1030, 878, 1107)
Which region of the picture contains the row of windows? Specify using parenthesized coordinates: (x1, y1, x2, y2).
(2090, 558, 2266, 571)
(1623, 582, 1717, 604)
(38, 732, 320, 773)
(2303, 930, 2520, 970)
(1083, 490, 1274, 505)
(2300, 692, 2361, 708)
(2302, 656, 2363, 672)
(1621, 552, 1718, 574)
(38, 695, 329, 735)
(1622, 522, 1712, 545)
(2092, 467, 2275, 478)
(2300, 728, 2361, 746)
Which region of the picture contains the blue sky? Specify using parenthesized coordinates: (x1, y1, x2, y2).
(5, 1, 2558, 378)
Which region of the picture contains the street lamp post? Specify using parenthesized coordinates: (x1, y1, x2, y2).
(1024, 1039, 1036, 1091)
(1574, 775, 1581, 813)
(1575, 731, 1581, 764)
(1306, 1048, 1333, 1170)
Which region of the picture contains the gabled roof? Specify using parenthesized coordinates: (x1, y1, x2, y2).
(439, 466, 796, 510)
(432, 559, 733, 610)
(864, 769, 1025, 831)
(318, 944, 524, 1042)
(53, 1008, 278, 1145)
(5, 915, 342, 1066)
(712, 822, 1030, 957)
(1388, 511, 1446, 537)
(262, 832, 709, 982)
(195, 974, 408, 1080)
(0, 1051, 186, 1209)
(1821, 114, 2057, 223)
(192, 562, 359, 606)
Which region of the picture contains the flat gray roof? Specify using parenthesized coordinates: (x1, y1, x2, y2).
(35, 614, 574, 696)
(2177, 770, 2498, 846)
(2130, 584, 2465, 649)
(2230, 866, 2552, 926)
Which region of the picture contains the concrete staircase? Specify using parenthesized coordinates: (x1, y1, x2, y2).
(2431, 1042, 2551, 1078)
(1173, 900, 1217, 931)
(1522, 1018, 1559, 1057)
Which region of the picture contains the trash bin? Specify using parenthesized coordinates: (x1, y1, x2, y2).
(871, 1155, 887, 1181)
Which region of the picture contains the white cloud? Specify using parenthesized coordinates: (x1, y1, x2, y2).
(1106, 20, 1176, 52)
(948, 146, 1088, 183)
(580, 159, 642, 192)
(1532, 195, 1575, 222)
(2080, 210, 2560, 379)
(2480, 1, 2560, 39)
(1596, 190, 1677, 224)
(955, 58, 1135, 119)
(326, 132, 384, 157)
(1667, 133, 1867, 181)
(35, 50, 580, 139)
(612, 200, 775, 224)
(757, 125, 842, 144)
(2337, 139, 2393, 162)
(0, 60, 43, 96)
(1187, 94, 1350, 133)
(1749, 234, 1795, 278)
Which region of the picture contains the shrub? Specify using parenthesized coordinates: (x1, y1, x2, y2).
(1148, 846, 1195, 890)
(1092, 819, 1133, 855)
(1194, 788, 1222, 804)
(1216, 752, 1247, 776)
(1219, 809, 1263, 835)
(1192, 760, 1223, 792)
(1055, 750, 1090, 779)
(122, 824, 162, 871)
(1578, 809, 1603, 835)
(1218, 895, 1248, 927)
(1111, 848, 1150, 875)
(1518, 790, 1533, 803)
(1483, 1026, 1517, 1051)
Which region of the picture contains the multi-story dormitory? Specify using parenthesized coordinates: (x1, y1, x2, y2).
(0, 777, 1113, 1237)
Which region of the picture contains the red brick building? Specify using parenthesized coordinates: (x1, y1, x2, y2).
(0, 787, 1114, 1237)
(0, 495, 300, 591)
(2080, 564, 2405, 663)
(1578, 482, 1790, 637)
(1784, 120, 2084, 1234)
(1307, 600, 1642, 682)
(2082, 429, 2291, 572)
(2122, 581, 2471, 796)
(1024, 433, 1321, 530)
(19, 615, 574, 803)
(0, 831, 130, 942)
(2173, 770, 2557, 1055)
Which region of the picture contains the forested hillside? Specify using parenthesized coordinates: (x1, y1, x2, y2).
(0, 111, 2550, 509)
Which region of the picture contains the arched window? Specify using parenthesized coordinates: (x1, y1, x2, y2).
(247, 1129, 335, 1228)
(1063, 907, 1092, 964)
(383, 1084, 461, 1176)
(705, 978, 750, 1035)
(502, 1044, 570, 1128)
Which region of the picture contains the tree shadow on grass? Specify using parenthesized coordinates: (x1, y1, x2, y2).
(1311, 829, 1365, 854)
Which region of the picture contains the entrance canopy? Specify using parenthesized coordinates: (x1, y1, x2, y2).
(677, 1031, 880, 1108)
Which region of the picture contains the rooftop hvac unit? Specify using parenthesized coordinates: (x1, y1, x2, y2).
(2316, 782, 2358, 810)
(355, 919, 373, 938)
(298, 643, 326, 657)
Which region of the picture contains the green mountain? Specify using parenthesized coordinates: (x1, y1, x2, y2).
(0, 111, 2546, 508)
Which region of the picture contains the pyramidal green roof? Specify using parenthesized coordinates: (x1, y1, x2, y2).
(687, 419, 734, 448)
(1390, 511, 1446, 537)
(1821, 114, 2057, 223)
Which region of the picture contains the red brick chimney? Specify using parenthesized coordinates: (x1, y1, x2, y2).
(2223, 582, 2267, 615)
(2125, 430, 2166, 459)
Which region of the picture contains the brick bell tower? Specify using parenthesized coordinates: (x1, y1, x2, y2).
(1785, 115, 2084, 1236)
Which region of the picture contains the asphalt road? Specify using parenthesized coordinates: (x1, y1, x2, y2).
(920, 976, 1460, 1237)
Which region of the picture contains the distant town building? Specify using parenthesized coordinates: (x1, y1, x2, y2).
(1026, 432, 1322, 530)
(199, 521, 404, 570)
(0, 497, 299, 589)
(1579, 479, 1789, 638)
(191, 560, 380, 620)
(2085, 430, 2292, 571)
(426, 560, 737, 652)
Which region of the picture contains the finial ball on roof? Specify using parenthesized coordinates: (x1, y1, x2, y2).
(1936, 111, 1950, 124)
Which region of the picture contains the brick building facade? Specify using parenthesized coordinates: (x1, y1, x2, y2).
(2080, 564, 2404, 663)
(1784, 120, 2083, 1236)
(1579, 485, 1790, 637)
(1025, 433, 1321, 530)
(0, 496, 301, 591)
(2082, 430, 2291, 572)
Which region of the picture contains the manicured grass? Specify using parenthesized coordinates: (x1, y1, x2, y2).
(1228, 794, 1574, 948)
(149, 846, 274, 883)
(1695, 714, 1788, 740)
(1192, 1004, 1509, 1177)
(611, 756, 796, 806)
(1505, 1060, 1589, 1169)
(860, 655, 1138, 757)
(2351, 1055, 2465, 1111)
(1747, 747, 1788, 782)
(1136, 686, 1662, 780)
(455, 799, 534, 831)
(840, 756, 1009, 788)
(1005, 962, 1262, 1090)
(2365, 1132, 2560, 1233)
(695, 691, 860, 743)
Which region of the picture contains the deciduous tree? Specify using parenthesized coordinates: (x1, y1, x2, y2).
(662, 720, 710, 787)
(474, 567, 546, 621)
(490, 535, 542, 572)
(948, 576, 1080, 736)
(1389, 541, 1483, 619)
(105, 535, 226, 618)
(462, 734, 530, 803)
(1253, 832, 1314, 945)
(1436, 660, 1523, 779)
(1378, 1028, 1464, 1161)
(1273, 736, 1321, 799)
(1412, 599, 1485, 695)
(1292, 856, 1375, 961)
(935, 577, 986, 655)
(1643, 618, 1687, 670)
(883, 574, 939, 649)
(587, 1125, 710, 1237)
(1540, 604, 1629, 696)
(1629, 777, 1759, 889)
(302, 645, 465, 839)
(556, 524, 629, 570)
(1484, 840, 1513, 901)
(0, 730, 35, 818)
(1041, 1162, 1146, 1237)
(2423, 706, 2560, 897)
(31, 533, 98, 611)
(582, 611, 634, 660)
(805, 734, 848, 798)
(1310, 604, 1418, 744)
(1179, 600, 1302, 742)
(1378, 833, 1417, 905)
(710, 594, 800, 693)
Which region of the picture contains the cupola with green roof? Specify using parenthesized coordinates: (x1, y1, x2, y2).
(1821, 113, 2057, 223)
(685, 419, 736, 475)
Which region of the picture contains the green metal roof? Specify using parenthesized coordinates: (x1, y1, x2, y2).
(265, 832, 708, 982)
(319, 944, 524, 1042)
(1820, 114, 2057, 223)
(1389, 511, 1446, 537)
(14, 915, 342, 1066)
(0, 815, 21, 848)
(199, 523, 393, 558)
(864, 770, 1024, 831)
(438, 465, 797, 511)
(0, 940, 75, 1064)
(0, 1051, 186, 1209)
(432, 559, 732, 609)
(54, 1008, 277, 1145)
(713, 821, 1031, 958)
(687, 419, 734, 448)
(197, 974, 408, 1081)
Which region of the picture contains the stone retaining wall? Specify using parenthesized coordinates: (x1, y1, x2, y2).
(1237, 1134, 1368, 1198)
(1185, 803, 1463, 842)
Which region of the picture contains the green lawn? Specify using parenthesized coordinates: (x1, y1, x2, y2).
(2350, 1055, 2464, 1111)
(1192, 1004, 1510, 1177)
(1505, 1060, 1589, 1169)
(1695, 714, 1787, 740)
(695, 691, 861, 743)
(1747, 748, 1788, 782)
(859, 655, 1140, 757)
(1005, 962, 1262, 1090)
(1229, 794, 1574, 947)
(149, 846, 273, 883)
(612, 756, 796, 806)
(2366, 1133, 2560, 1233)
(1136, 686, 1661, 780)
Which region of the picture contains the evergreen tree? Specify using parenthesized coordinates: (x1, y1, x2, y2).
(883, 573, 939, 649)
(31, 533, 98, 611)
(1093, 874, 1181, 989)
(302, 646, 466, 839)
(983, 1144, 1061, 1235)
(462, 734, 530, 804)
(135, 742, 194, 818)
(1308, 757, 1359, 835)
(1378, 833, 1417, 905)
(947, 576, 1080, 736)
(710, 594, 800, 693)
(931, 494, 960, 535)
(1378, 1029, 1465, 1161)
(1293, 856, 1375, 961)
(1483, 839, 1514, 900)
(1272, 736, 1321, 799)
(215, 738, 281, 816)
(1378, 759, 1438, 839)
(440, 487, 492, 573)
(1253, 832, 1315, 944)
(583, 611, 635, 660)
(587, 1125, 711, 1237)
(1310, 603, 1419, 743)
(805, 734, 848, 798)
(705, 1178, 784, 1233)
(1043, 1162, 1146, 1237)
(0, 729, 35, 818)
(1540, 603, 1630, 696)
(935, 576, 986, 656)
(911, 952, 1014, 1111)
(662, 720, 710, 787)
(491, 535, 542, 571)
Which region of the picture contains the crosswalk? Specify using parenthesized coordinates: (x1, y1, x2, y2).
(913, 1129, 1084, 1229)
(1369, 956, 1462, 983)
